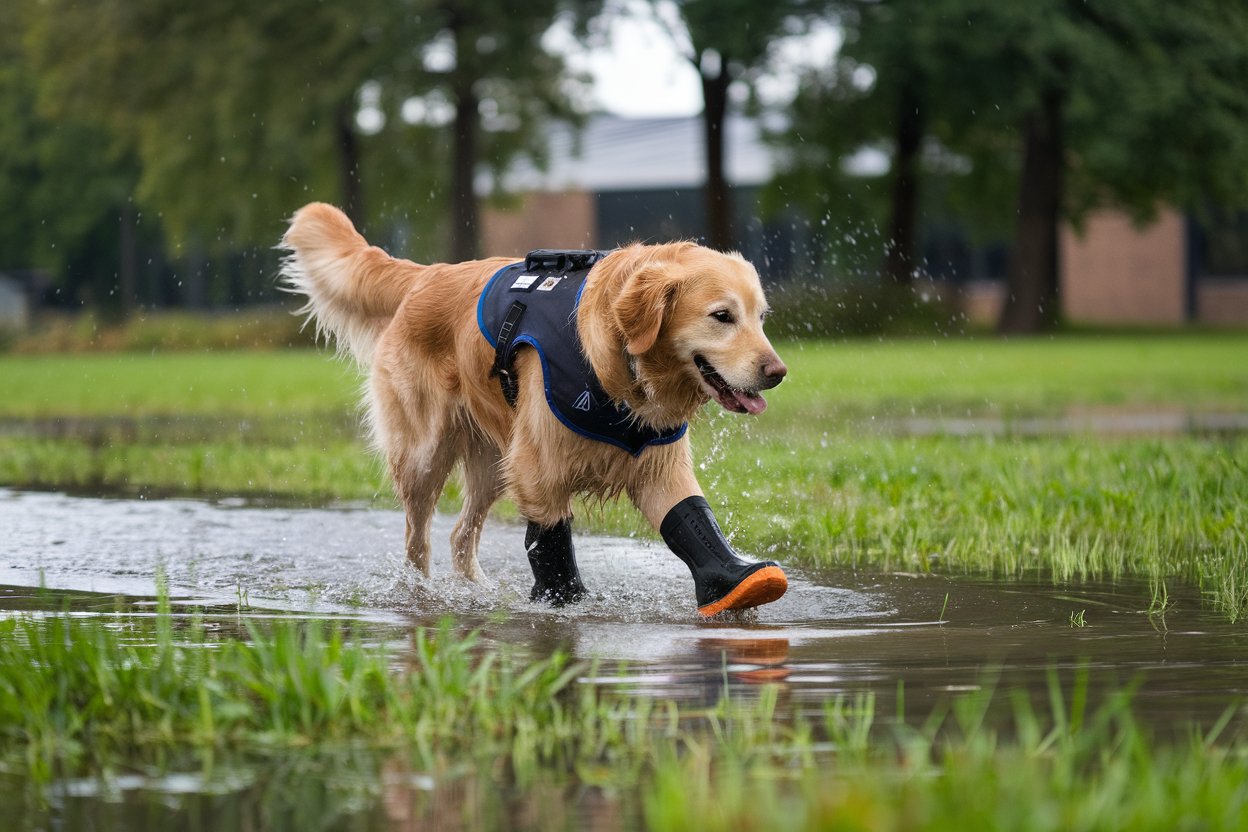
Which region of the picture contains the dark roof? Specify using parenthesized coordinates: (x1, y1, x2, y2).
(491, 114, 777, 194)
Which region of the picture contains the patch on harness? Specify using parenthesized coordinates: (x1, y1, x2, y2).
(510, 273, 540, 291)
(536, 276, 563, 292)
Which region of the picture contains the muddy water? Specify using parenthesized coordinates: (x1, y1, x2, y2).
(4, 487, 1246, 729)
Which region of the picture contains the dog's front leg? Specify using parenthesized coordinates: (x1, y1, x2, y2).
(631, 451, 788, 617)
(510, 477, 586, 606)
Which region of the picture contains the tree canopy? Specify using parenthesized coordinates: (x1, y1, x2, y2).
(769, 0, 1248, 330)
(22, 0, 596, 265)
(666, 0, 814, 251)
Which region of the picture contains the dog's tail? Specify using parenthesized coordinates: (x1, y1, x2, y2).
(279, 202, 416, 366)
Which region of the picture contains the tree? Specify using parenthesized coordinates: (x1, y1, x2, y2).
(24, 0, 598, 269)
(973, 0, 1248, 332)
(0, 5, 146, 316)
(665, 0, 810, 252)
(771, 0, 1248, 332)
(412, 0, 599, 261)
(766, 0, 1017, 287)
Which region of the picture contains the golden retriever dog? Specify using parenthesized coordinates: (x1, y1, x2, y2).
(280, 203, 788, 616)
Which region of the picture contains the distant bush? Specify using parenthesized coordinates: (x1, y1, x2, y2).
(5, 281, 976, 354)
(765, 279, 969, 339)
(6, 306, 318, 353)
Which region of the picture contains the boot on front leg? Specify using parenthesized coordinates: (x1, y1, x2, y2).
(526, 518, 587, 606)
(660, 496, 787, 616)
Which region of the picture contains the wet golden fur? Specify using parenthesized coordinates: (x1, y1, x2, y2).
(280, 203, 784, 580)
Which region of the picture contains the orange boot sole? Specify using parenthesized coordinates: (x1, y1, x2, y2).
(697, 565, 788, 617)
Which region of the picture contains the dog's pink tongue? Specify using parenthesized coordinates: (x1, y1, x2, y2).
(733, 389, 768, 414)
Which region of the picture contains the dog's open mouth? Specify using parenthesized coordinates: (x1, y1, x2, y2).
(694, 356, 767, 415)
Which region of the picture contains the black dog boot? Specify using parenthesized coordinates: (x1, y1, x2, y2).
(660, 496, 787, 617)
(526, 519, 588, 606)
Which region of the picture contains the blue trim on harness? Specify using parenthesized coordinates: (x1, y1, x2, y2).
(512, 333, 688, 456)
(478, 261, 523, 342)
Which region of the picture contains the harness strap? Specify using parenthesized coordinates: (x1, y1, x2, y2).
(491, 300, 528, 407)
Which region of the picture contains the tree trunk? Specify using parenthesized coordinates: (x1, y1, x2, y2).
(449, 78, 480, 262)
(882, 83, 923, 285)
(999, 91, 1064, 333)
(118, 201, 137, 320)
(700, 66, 733, 252)
(183, 246, 209, 310)
(336, 101, 364, 227)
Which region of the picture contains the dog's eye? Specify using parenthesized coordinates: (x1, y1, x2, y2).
(710, 310, 735, 324)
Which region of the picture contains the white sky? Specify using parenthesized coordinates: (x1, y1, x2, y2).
(358, 1, 842, 131)
(552, 0, 842, 118)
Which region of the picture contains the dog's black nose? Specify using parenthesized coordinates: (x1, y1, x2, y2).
(759, 357, 787, 389)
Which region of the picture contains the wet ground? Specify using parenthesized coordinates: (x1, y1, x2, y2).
(3, 487, 1246, 729)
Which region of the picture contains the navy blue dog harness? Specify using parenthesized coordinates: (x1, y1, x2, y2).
(477, 249, 687, 457)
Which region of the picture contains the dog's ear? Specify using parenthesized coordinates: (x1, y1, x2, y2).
(614, 265, 676, 356)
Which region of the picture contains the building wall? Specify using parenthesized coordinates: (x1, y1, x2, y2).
(0, 275, 29, 331)
(1059, 207, 1187, 324)
(481, 191, 597, 257)
(960, 280, 1006, 327)
(1198, 278, 1248, 326)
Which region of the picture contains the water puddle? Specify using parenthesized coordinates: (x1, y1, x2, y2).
(3, 487, 1245, 730)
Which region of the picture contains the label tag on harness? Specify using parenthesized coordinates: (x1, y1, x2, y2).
(510, 273, 540, 291)
(536, 276, 563, 292)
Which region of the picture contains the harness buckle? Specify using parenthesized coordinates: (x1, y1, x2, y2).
(491, 300, 528, 407)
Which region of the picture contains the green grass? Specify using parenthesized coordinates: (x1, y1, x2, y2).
(1, 335, 1246, 617)
(769, 332, 1248, 421)
(0, 351, 359, 419)
(3, 605, 1247, 829)
(1, 334, 1245, 419)
(707, 434, 1248, 618)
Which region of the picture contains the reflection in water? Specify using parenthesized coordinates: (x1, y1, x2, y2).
(698, 637, 793, 685)
(1, 752, 636, 832)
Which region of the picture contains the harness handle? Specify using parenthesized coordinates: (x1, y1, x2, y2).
(525, 249, 603, 273)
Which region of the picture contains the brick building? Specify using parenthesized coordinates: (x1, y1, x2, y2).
(481, 115, 1248, 327)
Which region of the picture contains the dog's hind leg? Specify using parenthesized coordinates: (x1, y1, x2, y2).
(450, 437, 502, 582)
(389, 436, 458, 578)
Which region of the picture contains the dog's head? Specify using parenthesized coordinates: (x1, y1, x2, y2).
(582, 243, 786, 423)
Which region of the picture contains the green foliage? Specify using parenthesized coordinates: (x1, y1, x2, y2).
(3, 607, 1248, 828)
(674, 0, 805, 69)
(0, 610, 592, 780)
(768, 0, 1248, 280)
(0, 8, 141, 295)
(7, 308, 319, 354)
(764, 279, 962, 338)
(23, 0, 413, 249)
(20, 0, 597, 259)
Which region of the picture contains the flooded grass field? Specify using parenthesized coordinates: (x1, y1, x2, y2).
(2, 488, 1248, 828)
(2, 337, 1247, 828)
(4, 488, 1247, 726)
